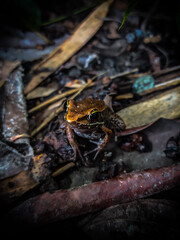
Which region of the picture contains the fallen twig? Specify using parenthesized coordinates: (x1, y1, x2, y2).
(115, 93, 133, 100)
(7, 164, 180, 226)
(110, 68, 138, 80)
(52, 162, 75, 177)
(152, 64, 180, 77)
(115, 77, 180, 100)
(139, 77, 180, 96)
(10, 133, 30, 142)
(28, 88, 78, 114)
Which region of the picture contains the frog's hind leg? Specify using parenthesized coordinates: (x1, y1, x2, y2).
(65, 124, 85, 164)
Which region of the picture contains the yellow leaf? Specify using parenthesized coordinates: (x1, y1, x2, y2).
(118, 86, 180, 129)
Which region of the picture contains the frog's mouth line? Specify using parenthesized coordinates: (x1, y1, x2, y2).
(68, 120, 104, 127)
(77, 121, 104, 126)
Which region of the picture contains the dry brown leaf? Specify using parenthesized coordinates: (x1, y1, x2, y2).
(24, 0, 113, 94)
(0, 170, 37, 204)
(26, 84, 59, 100)
(0, 60, 20, 88)
(118, 86, 180, 129)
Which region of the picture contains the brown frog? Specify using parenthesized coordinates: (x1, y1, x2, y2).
(64, 98, 125, 163)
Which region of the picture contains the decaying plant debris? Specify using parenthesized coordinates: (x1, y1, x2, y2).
(0, 0, 180, 238)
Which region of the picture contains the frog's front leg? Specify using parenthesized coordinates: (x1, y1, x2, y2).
(65, 124, 85, 163)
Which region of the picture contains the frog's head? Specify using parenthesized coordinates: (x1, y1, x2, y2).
(64, 98, 106, 125)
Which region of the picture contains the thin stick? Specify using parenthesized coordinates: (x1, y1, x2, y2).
(152, 65, 180, 77)
(10, 133, 30, 142)
(70, 80, 94, 99)
(52, 162, 75, 177)
(115, 76, 180, 100)
(115, 93, 133, 100)
(139, 77, 180, 96)
(110, 68, 138, 80)
(28, 88, 78, 114)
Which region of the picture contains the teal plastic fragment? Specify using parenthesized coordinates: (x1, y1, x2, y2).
(132, 75, 155, 94)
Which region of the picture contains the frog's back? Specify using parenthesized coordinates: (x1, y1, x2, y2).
(67, 98, 106, 122)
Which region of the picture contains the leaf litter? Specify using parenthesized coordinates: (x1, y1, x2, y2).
(0, 0, 180, 237)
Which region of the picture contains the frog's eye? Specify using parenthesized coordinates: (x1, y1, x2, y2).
(88, 109, 99, 122)
(64, 100, 69, 112)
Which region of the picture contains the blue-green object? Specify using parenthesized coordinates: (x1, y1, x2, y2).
(132, 75, 155, 94)
(125, 33, 136, 43)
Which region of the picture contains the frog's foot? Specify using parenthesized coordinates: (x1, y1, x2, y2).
(84, 147, 98, 156)
(85, 126, 112, 160)
(70, 141, 85, 164)
(89, 139, 100, 145)
(84, 148, 103, 160)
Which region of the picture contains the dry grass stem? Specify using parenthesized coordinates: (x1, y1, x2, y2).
(28, 88, 78, 114)
(52, 162, 75, 177)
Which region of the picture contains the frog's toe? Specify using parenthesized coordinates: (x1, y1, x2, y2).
(93, 150, 100, 160)
(84, 147, 98, 156)
(84, 148, 101, 160)
(77, 150, 85, 164)
(89, 140, 99, 145)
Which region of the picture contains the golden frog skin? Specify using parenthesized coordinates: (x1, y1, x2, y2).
(64, 98, 125, 163)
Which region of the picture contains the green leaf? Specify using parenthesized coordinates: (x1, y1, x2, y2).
(42, 0, 104, 26)
(118, 0, 140, 31)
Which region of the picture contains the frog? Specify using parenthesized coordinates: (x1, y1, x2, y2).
(64, 98, 125, 164)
